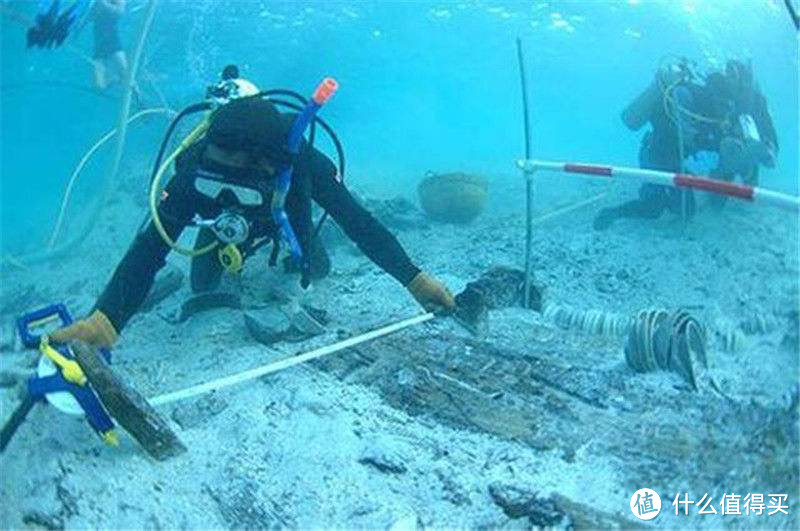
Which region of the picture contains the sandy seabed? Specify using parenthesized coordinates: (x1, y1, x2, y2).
(1, 169, 797, 529)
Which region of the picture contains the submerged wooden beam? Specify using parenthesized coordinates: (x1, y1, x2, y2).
(71, 341, 186, 461)
(553, 494, 644, 529)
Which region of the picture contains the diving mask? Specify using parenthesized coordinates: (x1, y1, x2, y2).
(193, 172, 265, 207)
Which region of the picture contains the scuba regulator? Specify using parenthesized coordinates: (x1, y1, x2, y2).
(191, 211, 250, 273)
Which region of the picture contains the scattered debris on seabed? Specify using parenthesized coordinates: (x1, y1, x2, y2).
(0, 177, 797, 528)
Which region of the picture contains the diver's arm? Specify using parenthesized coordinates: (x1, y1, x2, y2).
(307, 153, 420, 286)
(621, 78, 660, 131)
(99, 0, 126, 16)
(752, 92, 778, 157)
(93, 175, 194, 332)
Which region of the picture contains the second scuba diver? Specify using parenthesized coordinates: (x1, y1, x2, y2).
(91, 0, 130, 91)
(50, 75, 456, 349)
(593, 58, 778, 230)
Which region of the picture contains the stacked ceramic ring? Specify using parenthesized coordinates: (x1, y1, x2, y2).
(543, 303, 633, 338)
(624, 309, 708, 390)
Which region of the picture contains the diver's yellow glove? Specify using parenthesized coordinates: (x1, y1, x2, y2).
(50, 310, 118, 349)
(407, 272, 456, 313)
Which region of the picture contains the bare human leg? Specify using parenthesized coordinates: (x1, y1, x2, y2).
(112, 50, 142, 105)
(93, 59, 109, 90)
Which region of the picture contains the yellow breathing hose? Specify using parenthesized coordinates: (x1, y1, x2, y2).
(660, 77, 726, 128)
(148, 119, 218, 257)
(655, 56, 721, 126)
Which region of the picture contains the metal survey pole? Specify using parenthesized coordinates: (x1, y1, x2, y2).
(517, 38, 534, 309)
(673, 94, 688, 228)
(106, 0, 158, 188)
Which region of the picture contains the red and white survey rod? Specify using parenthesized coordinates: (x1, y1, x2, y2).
(517, 159, 800, 212)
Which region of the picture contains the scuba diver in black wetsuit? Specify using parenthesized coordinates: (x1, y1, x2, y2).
(708, 61, 779, 195)
(593, 58, 778, 230)
(48, 84, 456, 349)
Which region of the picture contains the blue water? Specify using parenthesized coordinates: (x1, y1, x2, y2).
(0, 0, 797, 253)
(1, 3, 799, 527)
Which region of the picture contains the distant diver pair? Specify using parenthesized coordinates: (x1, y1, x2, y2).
(593, 58, 779, 230)
(49, 65, 456, 349)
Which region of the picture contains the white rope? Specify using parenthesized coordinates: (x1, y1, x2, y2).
(530, 192, 607, 226)
(148, 312, 435, 407)
(48, 107, 173, 248)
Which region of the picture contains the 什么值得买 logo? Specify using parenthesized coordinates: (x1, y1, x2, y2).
(631, 488, 662, 520)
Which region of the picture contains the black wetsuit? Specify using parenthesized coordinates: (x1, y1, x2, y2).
(728, 86, 779, 181)
(93, 2, 122, 59)
(744, 92, 778, 154)
(594, 82, 727, 229)
(94, 141, 420, 333)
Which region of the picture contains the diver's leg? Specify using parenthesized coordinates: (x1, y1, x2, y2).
(308, 238, 331, 280)
(111, 51, 128, 82)
(707, 170, 732, 210)
(92, 59, 108, 90)
(112, 50, 142, 105)
(708, 138, 742, 210)
(190, 228, 223, 293)
(593, 184, 667, 230)
(592, 200, 662, 230)
(593, 205, 621, 231)
(687, 189, 697, 218)
(102, 50, 123, 86)
(627, 184, 671, 217)
(667, 188, 696, 218)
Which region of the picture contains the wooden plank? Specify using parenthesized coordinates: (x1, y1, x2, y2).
(71, 341, 186, 460)
(552, 494, 644, 529)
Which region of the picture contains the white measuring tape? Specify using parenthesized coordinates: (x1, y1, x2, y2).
(147, 191, 613, 408)
(148, 312, 435, 407)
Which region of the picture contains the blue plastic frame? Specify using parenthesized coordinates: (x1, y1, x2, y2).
(17, 304, 115, 437)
